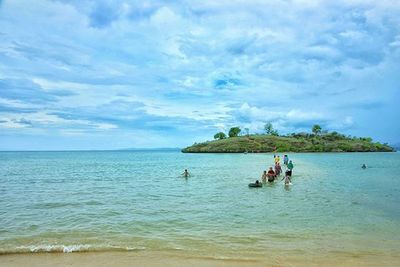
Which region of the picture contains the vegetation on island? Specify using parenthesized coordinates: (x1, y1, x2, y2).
(182, 124, 394, 153)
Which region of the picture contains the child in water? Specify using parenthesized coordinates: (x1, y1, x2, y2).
(281, 171, 292, 185)
(261, 170, 267, 183)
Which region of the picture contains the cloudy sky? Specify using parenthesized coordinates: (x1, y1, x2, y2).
(0, 0, 399, 150)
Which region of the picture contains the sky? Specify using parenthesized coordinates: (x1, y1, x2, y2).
(0, 0, 399, 150)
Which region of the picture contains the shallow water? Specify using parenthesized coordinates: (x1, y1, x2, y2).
(0, 151, 399, 260)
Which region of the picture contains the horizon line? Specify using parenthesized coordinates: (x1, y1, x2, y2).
(0, 147, 182, 152)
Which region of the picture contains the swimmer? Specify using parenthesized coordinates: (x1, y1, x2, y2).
(361, 164, 367, 169)
(182, 169, 190, 177)
(249, 180, 262, 187)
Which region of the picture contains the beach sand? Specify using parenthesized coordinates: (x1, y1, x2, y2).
(1, 251, 399, 267)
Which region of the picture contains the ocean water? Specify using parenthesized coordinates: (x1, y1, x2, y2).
(0, 151, 399, 260)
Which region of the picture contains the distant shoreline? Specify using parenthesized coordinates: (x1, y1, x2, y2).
(0, 148, 181, 152)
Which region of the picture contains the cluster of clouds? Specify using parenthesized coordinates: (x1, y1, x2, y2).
(0, 0, 399, 149)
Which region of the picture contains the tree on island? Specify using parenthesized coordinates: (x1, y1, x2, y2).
(312, 124, 322, 135)
(228, 127, 241, 137)
(264, 122, 279, 136)
(214, 132, 227, 140)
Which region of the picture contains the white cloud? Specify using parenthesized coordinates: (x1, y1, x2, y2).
(1, 0, 400, 148)
(0, 111, 118, 131)
(286, 110, 324, 121)
(96, 123, 118, 130)
(0, 119, 29, 129)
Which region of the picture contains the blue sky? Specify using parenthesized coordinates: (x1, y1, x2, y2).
(0, 0, 399, 150)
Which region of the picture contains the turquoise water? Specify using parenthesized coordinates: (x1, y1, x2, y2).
(0, 151, 399, 259)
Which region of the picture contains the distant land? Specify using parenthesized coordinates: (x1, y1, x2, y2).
(121, 147, 181, 151)
(391, 143, 400, 151)
(182, 128, 395, 153)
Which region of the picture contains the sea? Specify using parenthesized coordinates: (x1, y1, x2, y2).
(0, 151, 399, 261)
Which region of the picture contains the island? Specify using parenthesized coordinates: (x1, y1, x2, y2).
(182, 124, 395, 153)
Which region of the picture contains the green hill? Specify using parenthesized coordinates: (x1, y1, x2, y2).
(182, 133, 394, 153)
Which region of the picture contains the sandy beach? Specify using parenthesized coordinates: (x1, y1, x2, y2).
(1, 251, 400, 267)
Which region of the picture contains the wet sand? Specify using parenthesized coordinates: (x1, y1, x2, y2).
(1, 251, 399, 267)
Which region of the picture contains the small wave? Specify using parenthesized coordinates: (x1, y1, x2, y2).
(0, 244, 146, 255)
(17, 244, 91, 253)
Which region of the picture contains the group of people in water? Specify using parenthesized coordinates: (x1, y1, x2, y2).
(183, 156, 367, 188)
(182, 154, 295, 187)
(254, 154, 294, 187)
